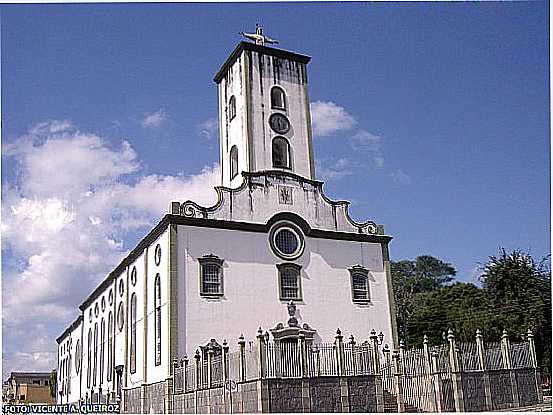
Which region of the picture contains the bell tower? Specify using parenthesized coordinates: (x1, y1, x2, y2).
(214, 27, 316, 188)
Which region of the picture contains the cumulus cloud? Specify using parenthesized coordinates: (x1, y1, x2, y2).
(316, 157, 359, 181)
(390, 169, 412, 185)
(198, 117, 219, 141)
(310, 101, 356, 137)
(350, 130, 385, 168)
(141, 109, 168, 127)
(2, 121, 219, 378)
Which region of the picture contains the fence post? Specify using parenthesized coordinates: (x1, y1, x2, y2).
(349, 334, 356, 376)
(182, 356, 188, 392)
(335, 329, 345, 376)
(501, 330, 520, 408)
(527, 329, 543, 403)
(447, 329, 465, 412)
(207, 344, 214, 388)
(423, 335, 438, 412)
(257, 327, 267, 379)
(335, 329, 349, 412)
(299, 333, 307, 378)
(194, 350, 201, 390)
(383, 344, 391, 369)
(476, 330, 492, 410)
(431, 350, 443, 412)
(370, 330, 385, 413)
(222, 339, 229, 413)
(392, 350, 405, 413)
(238, 334, 246, 382)
(194, 349, 201, 414)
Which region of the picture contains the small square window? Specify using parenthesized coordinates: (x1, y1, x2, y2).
(277, 263, 302, 301)
(198, 255, 224, 297)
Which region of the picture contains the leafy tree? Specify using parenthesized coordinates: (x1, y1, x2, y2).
(479, 249, 551, 372)
(391, 255, 456, 341)
(406, 283, 501, 346)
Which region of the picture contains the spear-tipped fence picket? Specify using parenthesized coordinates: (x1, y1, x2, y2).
(171, 328, 543, 412)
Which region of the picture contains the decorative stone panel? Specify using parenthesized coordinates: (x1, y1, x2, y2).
(348, 375, 378, 413)
(309, 377, 341, 412)
(267, 378, 303, 413)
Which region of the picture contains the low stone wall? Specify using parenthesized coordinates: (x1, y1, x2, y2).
(122, 381, 166, 414)
(123, 386, 141, 414)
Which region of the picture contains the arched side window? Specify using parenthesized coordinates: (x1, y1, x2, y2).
(272, 137, 291, 169)
(100, 319, 105, 384)
(271, 86, 286, 110)
(130, 293, 137, 374)
(87, 328, 92, 388)
(230, 146, 238, 180)
(154, 274, 161, 366)
(348, 265, 370, 303)
(107, 312, 113, 381)
(93, 323, 98, 386)
(229, 95, 236, 121)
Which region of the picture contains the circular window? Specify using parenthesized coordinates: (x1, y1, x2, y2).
(117, 302, 125, 332)
(119, 279, 124, 297)
(131, 266, 137, 286)
(154, 244, 162, 266)
(108, 289, 114, 305)
(101, 296, 106, 311)
(269, 222, 305, 260)
(75, 340, 81, 374)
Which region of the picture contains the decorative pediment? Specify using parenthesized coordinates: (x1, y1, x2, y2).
(170, 170, 384, 236)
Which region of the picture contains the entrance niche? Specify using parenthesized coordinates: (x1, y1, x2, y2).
(267, 301, 317, 377)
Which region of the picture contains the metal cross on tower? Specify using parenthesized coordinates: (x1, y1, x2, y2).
(239, 24, 279, 46)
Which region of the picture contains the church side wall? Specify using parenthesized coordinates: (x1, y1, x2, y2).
(177, 225, 394, 356)
(144, 230, 171, 385)
(126, 252, 146, 390)
(57, 319, 83, 404)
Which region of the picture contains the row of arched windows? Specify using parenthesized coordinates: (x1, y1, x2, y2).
(228, 86, 287, 123)
(229, 136, 291, 181)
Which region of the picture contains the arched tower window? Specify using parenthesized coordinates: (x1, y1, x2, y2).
(93, 323, 98, 386)
(107, 312, 113, 381)
(154, 274, 161, 366)
(130, 293, 137, 374)
(229, 95, 236, 121)
(87, 328, 92, 388)
(272, 137, 291, 169)
(230, 145, 238, 180)
(271, 86, 286, 110)
(100, 318, 105, 383)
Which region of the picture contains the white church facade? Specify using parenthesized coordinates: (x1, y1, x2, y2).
(56, 34, 398, 407)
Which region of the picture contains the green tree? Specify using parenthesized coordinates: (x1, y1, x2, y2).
(480, 248, 551, 372)
(391, 255, 456, 341)
(406, 283, 501, 346)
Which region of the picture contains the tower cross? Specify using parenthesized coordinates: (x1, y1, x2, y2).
(239, 24, 279, 46)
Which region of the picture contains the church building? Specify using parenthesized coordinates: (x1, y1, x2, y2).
(56, 29, 398, 406)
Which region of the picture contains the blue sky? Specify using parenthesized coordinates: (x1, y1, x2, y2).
(1, 2, 550, 375)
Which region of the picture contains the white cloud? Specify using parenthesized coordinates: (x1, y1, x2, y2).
(198, 117, 219, 141)
(350, 130, 385, 168)
(141, 109, 168, 128)
(390, 169, 412, 185)
(310, 101, 357, 137)
(2, 120, 219, 378)
(316, 157, 358, 181)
